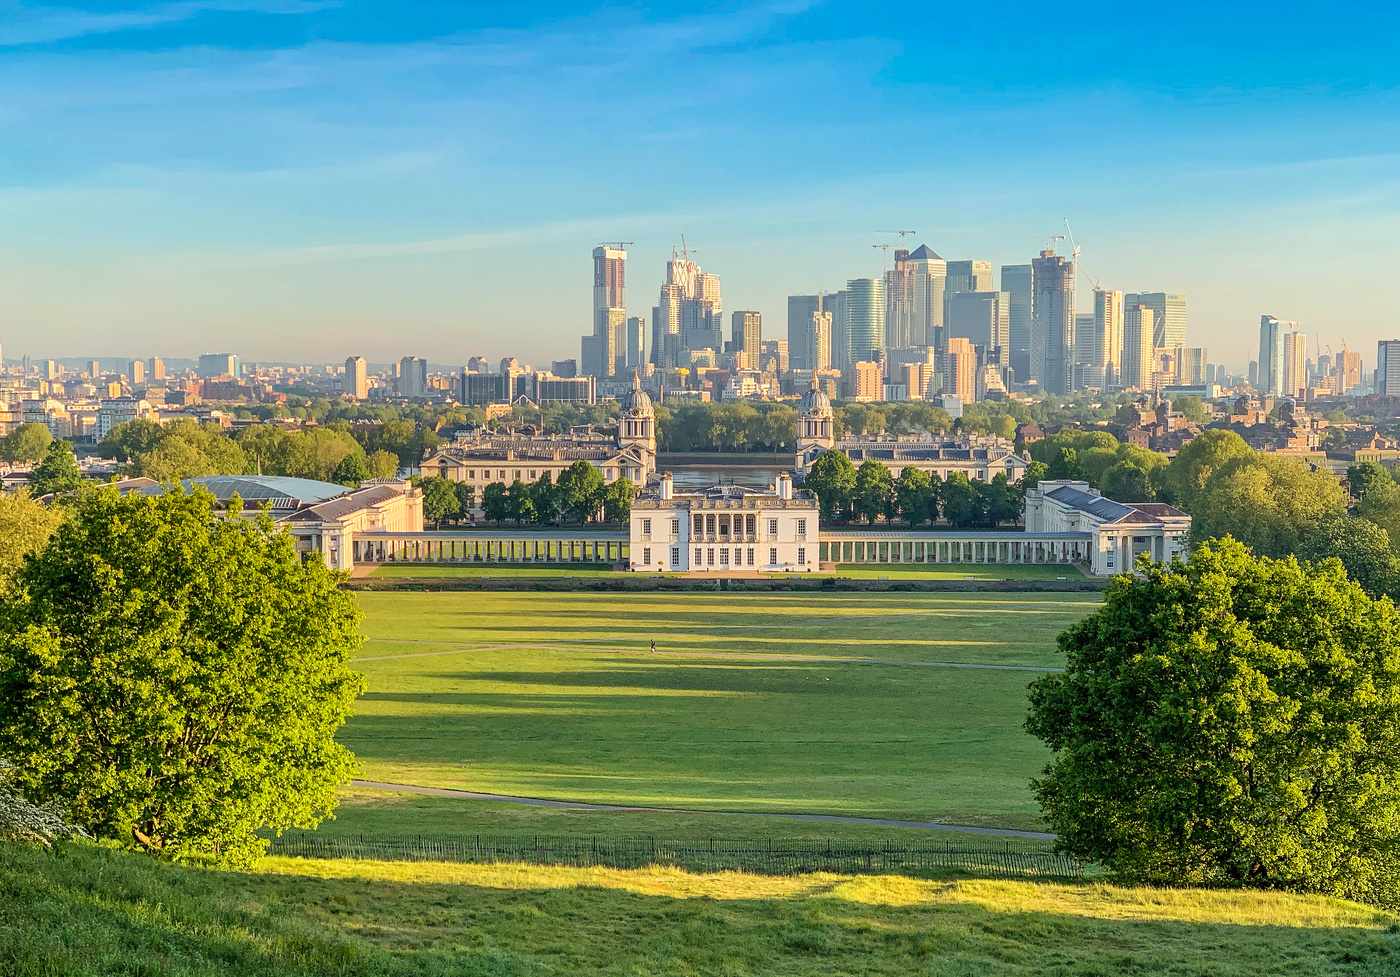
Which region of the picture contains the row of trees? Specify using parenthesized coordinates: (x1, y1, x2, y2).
(802, 452, 1023, 528)
(416, 462, 633, 528)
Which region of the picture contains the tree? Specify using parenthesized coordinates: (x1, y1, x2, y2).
(505, 478, 535, 525)
(1, 423, 54, 465)
(1100, 461, 1154, 502)
(978, 472, 1021, 526)
(1357, 478, 1400, 553)
(1160, 429, 1253, 511)
(602, 477, 634, 524)
(28, 440, 84, 496)
(1026, 539, 1400, 907)
(114, 420, 248, 482)
(1188, 454, 1345, 557)
(1045, 446, 1085, 482)
(1172, 395, 1208, 424)
(940, 473, 981, 528)
(481, 482, 510, 526)
(528, 472, 555, 524)
(365, 449, 401, 480)
(1020, 460, 1047, 491)
(419, 476, 460, 527)
(0, 487, 363, 867)
(452, 481, 476, 522)
(1348, 462, 1396, 503)
(332, 453, 369, 486)
(803, 450, 856, 522)
(555, 460, 606, 524)
(1297, 514, 1400, 600)
(0, 491, 64, 593)
(852, 460, 894, 525)
(894, 467, 934, 527)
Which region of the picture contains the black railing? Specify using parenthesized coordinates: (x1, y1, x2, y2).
(268, 833, 1083, 880)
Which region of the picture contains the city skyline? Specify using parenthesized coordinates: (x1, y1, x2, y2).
(2, 2, 1398, 365)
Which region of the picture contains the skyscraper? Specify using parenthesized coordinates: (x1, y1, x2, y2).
(586, 246, 628, 378)
(651, 246, 722, 366)
(1031, 251, 1075, 394)
(399, 356, 428, 398)
(149, 356, 165, 381)
(1001, 264, 1033, 383)
(846, 278, 886, 364)
(129, 359, 145, 385)
(1258, 315, 1298, 395)
(907, 245, 946, 351)
(731, 311, 761, 366)
(945, 291, 1010, 361)
(825, 290, 849, 372)
(1377, 342, 1400, 396)
(1121, 304, 1154, 390)
(1282, 331, 1307, 400)
(787, 295, 823, 370)
(1176, 347, 1207, 386)
(808, 310, 833, 372)
(885, 249, 918, 349)
(345, 356, 369, 400)
(626, 316, 646, 369)
(945, 337, 978, 402)
(1091, 289, 1124, 390)
(197, 353, 239, 377)
(945, 260, 993, 295)
(1124, 292, 1187, 349)
(88, 359, 101, 378)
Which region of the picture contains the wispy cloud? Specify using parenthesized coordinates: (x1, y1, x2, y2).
(0, 0, 333, 47)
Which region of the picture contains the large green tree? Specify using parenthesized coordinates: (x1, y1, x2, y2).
(0, 423, 54, 464)
(0, 491, 64, 593)
(1297, 514, 1400, 600)
(1188, 453, 1345, 557)
(1159, 429, 1253, 510)
(893, 467, 934, 527)
(418, 475, 461, 527)
(852, 460, 894, 525)
(0, 487, 363, 866)
(1027, 538, 1400, 907)
(803, 450, 856, 522)
(555, 460, 606, 523)
(29, 440, 84, 496)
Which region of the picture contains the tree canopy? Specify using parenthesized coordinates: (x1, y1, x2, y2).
(0, 423, 54, 464)
(0, 491, 64, 593)
(802, 451, 856, 521)
(1027, 538, 1400, 907)
(1158, 429, 1253, 511)
(1187, 453, 1345, 557)
(0, 487, 363, 866)
(28, 440, 84, 496)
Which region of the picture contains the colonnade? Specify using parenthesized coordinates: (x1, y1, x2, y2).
(354, 533, 628, 564)
(817, 534, 1088, 566)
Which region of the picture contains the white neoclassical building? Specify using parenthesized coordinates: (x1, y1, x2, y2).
(629, 472, 820, 573)
(1024, 479, 1190, 575)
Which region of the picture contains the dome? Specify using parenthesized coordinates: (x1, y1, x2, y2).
(620, 373, 653, 416)
(799, 376, 831, 415)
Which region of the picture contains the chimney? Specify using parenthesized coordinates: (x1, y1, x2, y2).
(660, 472, 673, 500)
(776, 472, 793, 500)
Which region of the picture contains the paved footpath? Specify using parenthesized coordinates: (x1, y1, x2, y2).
(351, 779, 1056, 840)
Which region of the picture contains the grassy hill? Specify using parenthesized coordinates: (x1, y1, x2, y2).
(6, 840, 1399, 976)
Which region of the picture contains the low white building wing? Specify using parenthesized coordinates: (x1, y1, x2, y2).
(1024, 479, 1190, 575)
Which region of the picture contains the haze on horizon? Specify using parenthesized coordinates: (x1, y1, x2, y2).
(2, 0, 1398, 369)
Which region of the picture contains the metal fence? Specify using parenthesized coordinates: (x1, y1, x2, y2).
(268, 833, 1083, 880)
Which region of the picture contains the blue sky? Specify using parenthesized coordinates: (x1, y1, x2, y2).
(3, 0, 1399, 368)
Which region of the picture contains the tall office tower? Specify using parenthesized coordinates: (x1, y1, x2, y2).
(1247, 361, 1258, 386)
(679, 271, 723, 353)
(1124, 292, 1187, 349)
(1001, 264, 1033, 383)
(129, 359, 145, 385)
(808, 310, 833, 372)
(945, 291, 1010, 362)
(945, 260, 993, 295)
(626, 316, 646, 369)
(651, 285, 682, 369)
(850, 360, 883, 401)
(1282, 331, 1307, 399)
(399, 356, 428, 398)
(1072, 313, 1098, 388)
(1339, 350, 1362, 394)
(1091, 289, 1124, 389)
(197, 353, 239, 377)
(43, 359, 59, 380)
(1121, 304, 1155, 390)
(787, 295, 823, 369)
(846, 278, 886, 363)
(761, 340, 790, 373)
(906, 245, 946, 349)
(88, 359, 101, 378)
(588, 246, 627, 377)
(345, 356, 369, 400)
(825, 290, 849, 372)
(1378, 342, 1400, 396)
(885, 249, 919, 349)
(1257, 315, 1299, 395)
(149, 356, 165, 381)
(1031, 251, 1076, 393)
(1177, 347, 1207, 386)
(945, 337, 978, 402)
(731, 311, 761, 366)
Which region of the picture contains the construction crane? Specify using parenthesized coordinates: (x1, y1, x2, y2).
(1043, 233, 1066, 254)
(1062, 219, 1100, 290)
(596, 241, 634, 250)
(872, 242, 893, 274)
(672, 234, 699, 264)
(877, 229, 918, 245)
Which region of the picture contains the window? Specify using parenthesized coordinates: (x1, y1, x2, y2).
(529, 470, 537, 480)
(642, 518, 652, 536)
(671, 518, 681, 535)
(706, 514, 716, 535)
(695, 547, 703, 564)
(719, 549, 729, 566)
(467, 470, 476, 480)
(797, 547, 806, 565)
(746, 548, 754, 566)
(706, 548, 715, 566)
(642, 547, 651, 565)
(498, 470, 506, 480)
(671, 547, 680, 566)
(694, 514, 704, 534)
(796, 519, 807, 538)
(768, 518, 778, 536)
(514, 470, 521, 480)
(745, 514, 756, 535)
(769, 547, 778, 565)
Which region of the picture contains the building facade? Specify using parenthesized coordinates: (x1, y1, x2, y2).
(629, 472, 819, 573)
(345, 356, 369, 400)
(1025, 479, 1190, 576)
(1031, 250, 1075, 393)
(846, 278, 886, 363)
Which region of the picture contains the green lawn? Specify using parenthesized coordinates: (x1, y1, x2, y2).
(8, 841, 1398, 976)
(343, 592, 1101, 831)
(370, 563, 617, 579)
(834, 563, 1090, 580)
